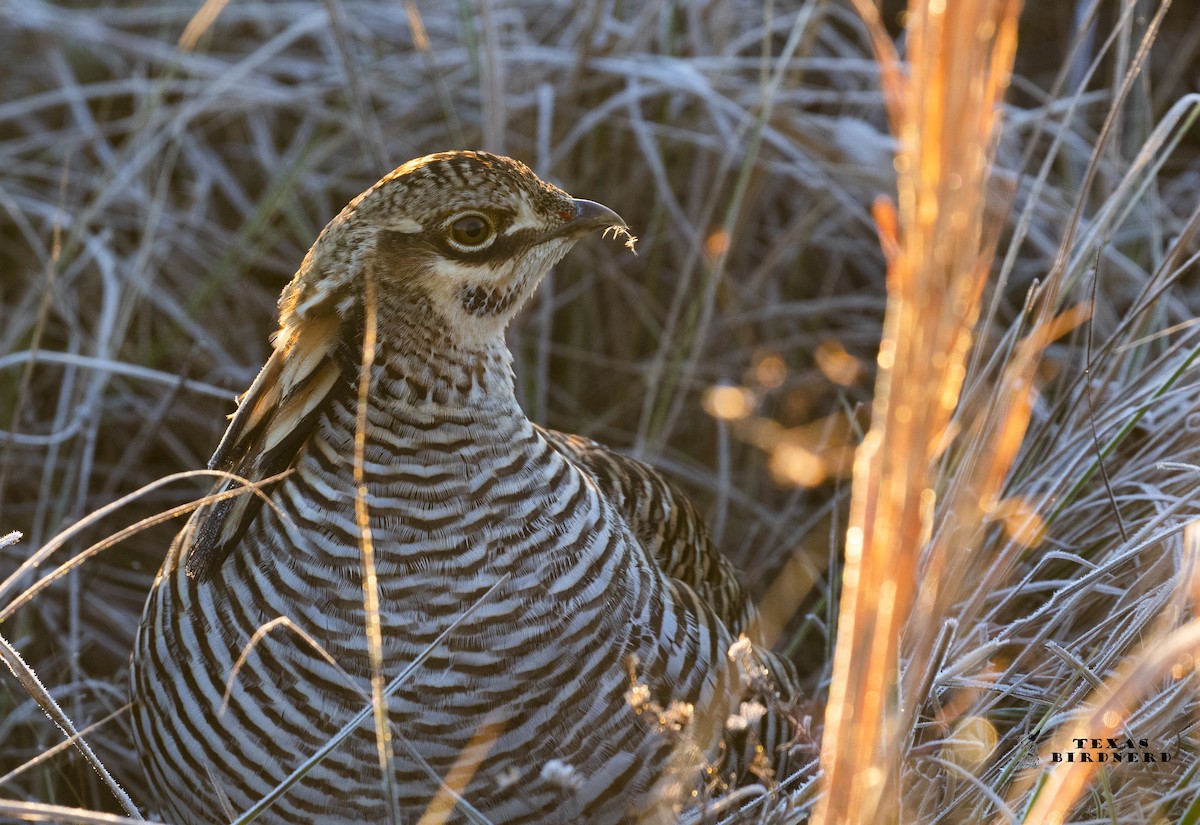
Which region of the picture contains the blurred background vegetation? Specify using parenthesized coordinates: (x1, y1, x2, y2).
(1, 0, 1199, 822)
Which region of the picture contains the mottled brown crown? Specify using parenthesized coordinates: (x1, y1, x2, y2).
(344, 151, 575, 227)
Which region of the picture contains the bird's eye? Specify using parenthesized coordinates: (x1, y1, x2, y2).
(447, 213, 495, 251)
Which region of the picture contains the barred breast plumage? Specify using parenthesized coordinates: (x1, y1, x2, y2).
(130, 151, 797, 825)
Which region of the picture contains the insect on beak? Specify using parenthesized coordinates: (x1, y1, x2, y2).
(547, 199, 629, 242)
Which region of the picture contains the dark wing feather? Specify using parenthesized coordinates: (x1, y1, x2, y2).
(536, 426, 757, 637)
(185, 311, 344, 580)
(539, 427, 801, 776)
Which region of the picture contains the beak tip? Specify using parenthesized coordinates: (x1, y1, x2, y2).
(570, 198, 627, 232)
(566, 199, 635, 251)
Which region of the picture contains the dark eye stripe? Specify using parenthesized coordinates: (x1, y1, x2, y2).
(441, 228, 544, 264)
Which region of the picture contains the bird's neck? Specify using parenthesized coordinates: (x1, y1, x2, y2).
(365, 297, 518, 411)
(372, 336, 516, 410)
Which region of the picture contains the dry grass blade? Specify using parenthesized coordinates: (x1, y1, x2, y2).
(352, 237, 399, 824)
(0, 635, 142, 819)
(0, 350, 230, 401)
(813, 1, 1023, 823)
(178, 0, 232, 52)
(0, 469, 293, 623)
(0, 800, 165, 825)
(415, 711, 505, 825)
(1009, 520, 1200, 825)
(0, 703, 130, 789)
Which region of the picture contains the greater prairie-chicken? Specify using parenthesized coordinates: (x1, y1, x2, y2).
(131, 151, 798, 824)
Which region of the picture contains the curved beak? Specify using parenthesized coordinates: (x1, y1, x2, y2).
(548, 198, 628, 241)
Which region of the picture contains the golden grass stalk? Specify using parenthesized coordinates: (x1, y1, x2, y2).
(353, 267, 400, 823)
(416, 712, 505, 825)
(813, 1, 1023, 822)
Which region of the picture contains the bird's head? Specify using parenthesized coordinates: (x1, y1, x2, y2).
(278, 151, 630, 347)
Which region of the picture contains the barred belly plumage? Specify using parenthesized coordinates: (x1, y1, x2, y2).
(133, 385, 738, 824)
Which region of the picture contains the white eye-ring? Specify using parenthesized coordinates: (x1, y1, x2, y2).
(446, 211, 496, 252)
